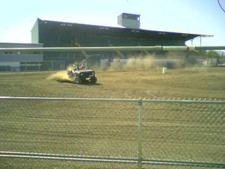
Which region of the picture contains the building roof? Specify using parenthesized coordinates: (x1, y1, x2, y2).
(37, 18, 209, 41)
(33, 18, 213, 47)
(120, 13, 141, 18)
(0, 42, 43, 48)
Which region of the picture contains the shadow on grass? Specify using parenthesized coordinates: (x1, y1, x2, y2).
(56, 79, 102, 86)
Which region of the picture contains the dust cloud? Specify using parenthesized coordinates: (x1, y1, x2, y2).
(47, 71, 70, 81)
(108, 52, 185, 71)
(47, 65, 75, 82)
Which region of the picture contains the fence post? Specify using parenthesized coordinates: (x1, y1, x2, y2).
(137, 99, 143, 169)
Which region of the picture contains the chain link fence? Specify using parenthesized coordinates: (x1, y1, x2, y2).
(0, 96, 224, 169)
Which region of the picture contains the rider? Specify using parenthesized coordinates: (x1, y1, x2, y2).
(79, 63, 85, 70)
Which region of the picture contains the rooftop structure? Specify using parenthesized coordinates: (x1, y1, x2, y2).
(117, 13, 141, 29)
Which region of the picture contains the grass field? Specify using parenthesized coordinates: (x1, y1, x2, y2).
(0, 67, 225, 98)
(0, 67, 225, 169)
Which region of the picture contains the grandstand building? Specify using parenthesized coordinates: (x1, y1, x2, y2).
(31, 14, 203, 69)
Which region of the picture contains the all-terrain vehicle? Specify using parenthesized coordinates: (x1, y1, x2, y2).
(67, 69, 97, 84)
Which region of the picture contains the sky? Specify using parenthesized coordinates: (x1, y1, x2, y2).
(0, 0, 225, 46)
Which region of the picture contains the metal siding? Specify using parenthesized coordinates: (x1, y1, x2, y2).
(0, 54, 43, 62)
(31, 19, 40, 43)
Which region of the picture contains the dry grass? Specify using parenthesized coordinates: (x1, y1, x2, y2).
(0, 67, 224, 169)
(0, 67, 224, 98)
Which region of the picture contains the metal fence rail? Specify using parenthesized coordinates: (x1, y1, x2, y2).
(0, 96, 224, 169)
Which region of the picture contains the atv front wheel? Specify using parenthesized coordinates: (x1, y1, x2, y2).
(90, 76, 97, 84)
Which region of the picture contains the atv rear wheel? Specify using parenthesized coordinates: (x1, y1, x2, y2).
(75, 77, 82, 84)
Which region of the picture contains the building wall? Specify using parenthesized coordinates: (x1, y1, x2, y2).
(31, 20, 39, 43)
(0, 43, 43, 71)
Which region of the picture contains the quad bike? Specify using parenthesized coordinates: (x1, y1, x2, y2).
(67, 68, 97, 84)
